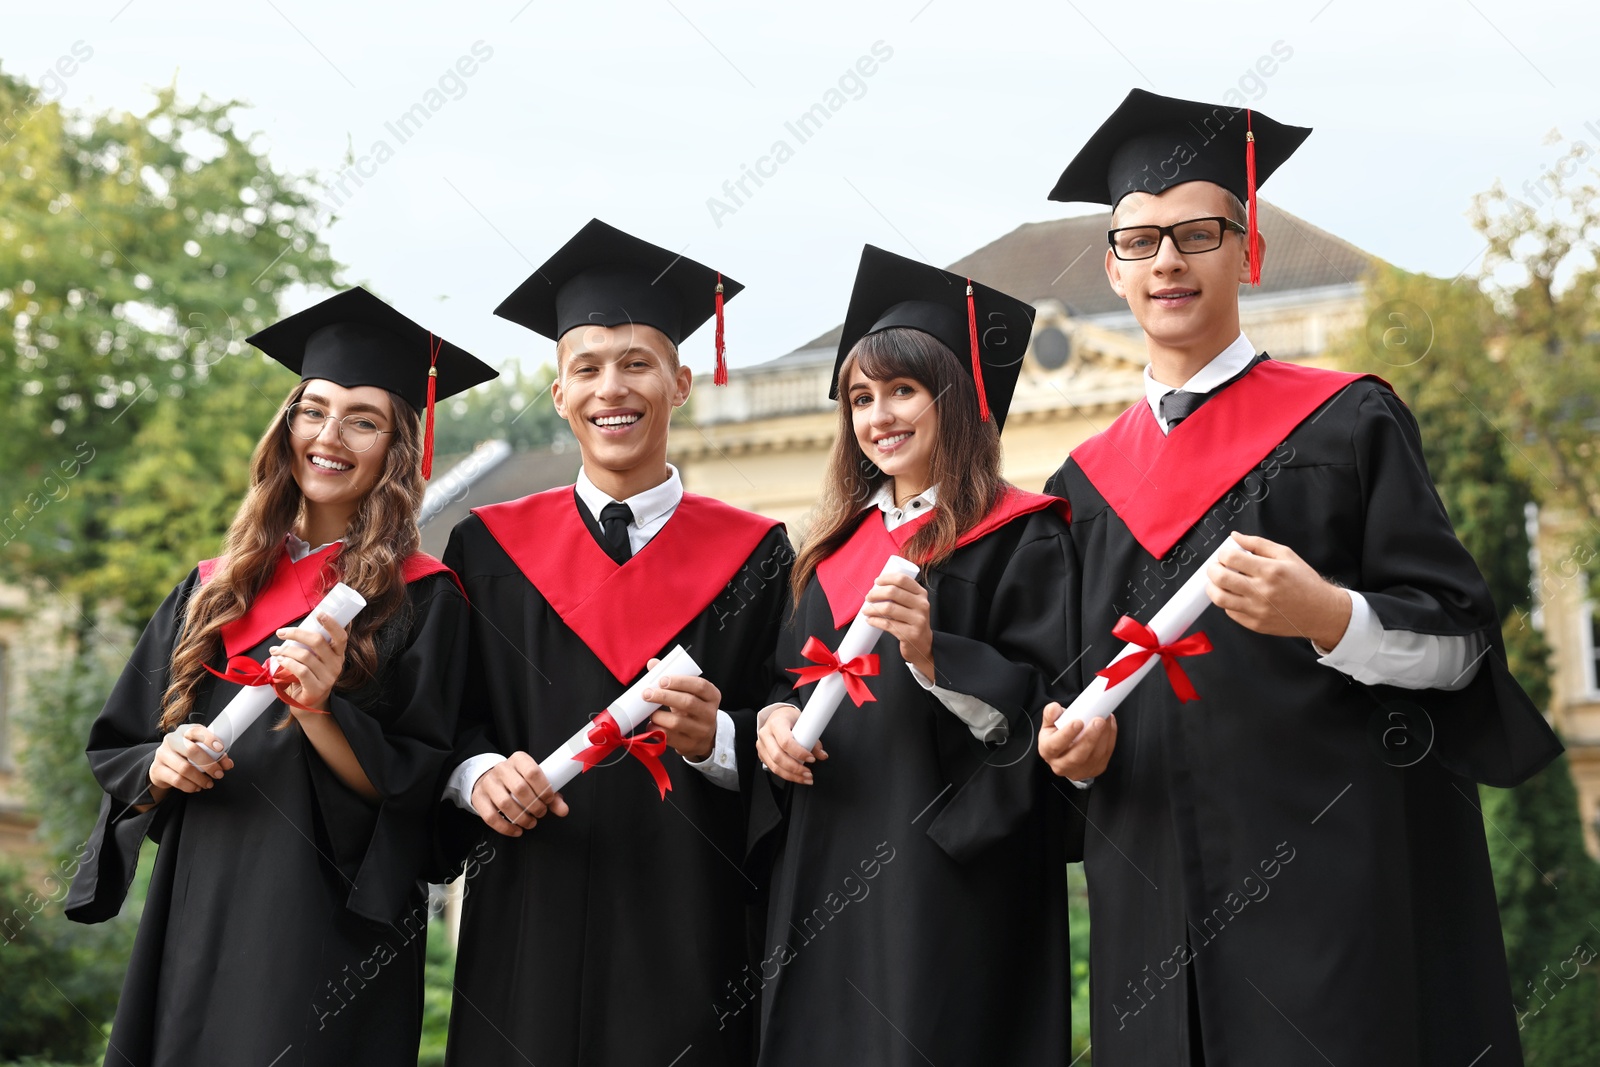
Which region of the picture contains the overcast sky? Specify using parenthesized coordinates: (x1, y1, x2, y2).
(6, 0, 1596, 381)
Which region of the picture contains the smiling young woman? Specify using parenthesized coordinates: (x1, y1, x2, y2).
(794, 324, 1005, 596)
(66, 287, 496, 1067)
(749, 246, 1092, 1067)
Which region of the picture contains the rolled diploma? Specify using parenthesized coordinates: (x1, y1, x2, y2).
(538, 644, 703, 793)
(187, 582, 368, 767)
(790, 555, 922, 752)
(1063, 537, 1246, 722)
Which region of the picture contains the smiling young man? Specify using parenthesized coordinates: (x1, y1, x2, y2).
(1035, 90, 1561, 1065)
(435, 220, 792, 1067)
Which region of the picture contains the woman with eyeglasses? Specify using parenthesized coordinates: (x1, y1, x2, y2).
(66, 288, 496, 1067)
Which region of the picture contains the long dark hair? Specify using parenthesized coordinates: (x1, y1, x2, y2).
(160, 380, 424, 730)
(791, 327, 1006, 603)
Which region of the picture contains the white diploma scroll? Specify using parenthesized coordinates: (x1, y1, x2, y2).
(1062, 538, 1244, 721)
(187, 582, 367, 768)
(537, 644, 704, 793)
(790, 555, 922, 752)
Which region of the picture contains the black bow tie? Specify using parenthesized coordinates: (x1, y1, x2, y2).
(599, 501, 634, 564)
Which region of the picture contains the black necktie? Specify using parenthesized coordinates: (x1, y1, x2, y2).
(1159, 389, 1206, 427)
(599, 501, 634, 564)
(1159, 353, 1271, 429)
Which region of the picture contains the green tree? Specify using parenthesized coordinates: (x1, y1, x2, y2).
(1329, 158, 1600, 1061)
(14, 615, 136, 859)
(0, 70, 339, 623)
(1472, 137, 1600, 601)
(429, 360, 567, 458)
(1, 59, 346, 875)
(1334, 265, 1536, 612)
(0, 860, 126, 1063)
(1469, 134, 1600, 1059)
(0, 68, 344, 1062)
(1487, 751, 1600, 1057)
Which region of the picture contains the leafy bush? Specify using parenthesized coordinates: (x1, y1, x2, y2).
(0, 861, 127, 1063)
(417, 913, 456, 1067)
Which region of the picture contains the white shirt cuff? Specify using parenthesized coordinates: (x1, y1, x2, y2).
(1313, 589, 1379, 664)
(1315, 590, 1487, 691)
(757, 702, 796, 729)
(906, 663, 1009, 744)
(444, 751, 506, 810)
(681, 709, 738, 790)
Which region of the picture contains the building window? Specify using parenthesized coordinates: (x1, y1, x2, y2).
(1583, 602, 1600, 701)
(0, 641, 10, 772)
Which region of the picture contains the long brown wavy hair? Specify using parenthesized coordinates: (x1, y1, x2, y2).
(791, 327, 1007, 604)
(159, 380, 425, 730)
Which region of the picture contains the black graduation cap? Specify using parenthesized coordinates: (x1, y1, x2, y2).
(246, 285, 498, 479)
(832, 245, 1037, 431)
(494, 218, 744, 384)
(1047, 89, 1311, 285)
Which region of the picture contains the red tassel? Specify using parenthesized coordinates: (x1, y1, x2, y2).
(713, 274, 728, 386)
(966, 280, 990, 423)
(421, 333, 441, 480)
(1246, 110, 1261, 287)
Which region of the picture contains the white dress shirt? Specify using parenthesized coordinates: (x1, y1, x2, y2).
(285, 531, 340, 562)
(443, 464, 739, 812)
(869, 484, 1011, 744)
(573, 463, 684, 557)
(1143, 333, 1484, 691)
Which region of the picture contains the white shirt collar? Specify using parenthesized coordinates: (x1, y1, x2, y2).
(1143, 332, 1258, 433)
(574, 464, 684, 530)
(869, 483, 939, 532)
(285, 532, 341, 562)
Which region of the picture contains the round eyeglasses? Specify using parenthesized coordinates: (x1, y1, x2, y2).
(286, 403, 392, 453)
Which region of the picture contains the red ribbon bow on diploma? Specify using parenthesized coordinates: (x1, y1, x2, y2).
(204, 655, 326, 714)
(1094, 616, 1215, 703)
(787, 636, 881, 707)
(573, 710, 673, 800)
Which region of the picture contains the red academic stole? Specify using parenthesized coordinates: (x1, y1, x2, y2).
(815, 487, 1070, 631)
(197, 544, 456, 658)
(472, 489, 783, 683)
(1071, 359, 1387, 560)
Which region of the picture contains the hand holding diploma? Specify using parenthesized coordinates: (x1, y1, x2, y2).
(1037, 705, 1118, 782)
(779, 556, 922, 762)
(188, 582, 367, 770)
(1057, 536, 1237, 727)
(471, 753, 569, 838)
(642, 660, 722, 762)
(1205, 532, 1354, 650)
(1037, 538, 1237, 780)
(145, 724, 234, 808)
(756, 703, 823, 785)
(267, 611, 351, 714)
(862, 563, 935, 680)
(541, 646, 704, 797)
(472, 650, 704, 835)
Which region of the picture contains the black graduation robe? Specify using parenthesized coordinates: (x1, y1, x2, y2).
(749, 490, 1081, 1067)
(436, 488, 792, 1067)
(1044, 357, 1562, 1066)
(65, 543, 470, 1067)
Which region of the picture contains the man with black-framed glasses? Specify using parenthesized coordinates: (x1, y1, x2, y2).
(1034, 88, 1559, 1065)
